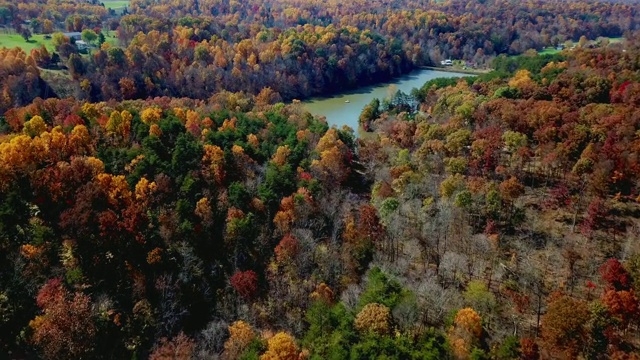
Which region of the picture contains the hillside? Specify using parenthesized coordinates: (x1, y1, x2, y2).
(1, 0, 640, 359)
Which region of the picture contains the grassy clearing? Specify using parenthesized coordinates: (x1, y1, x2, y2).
(538, 47, 561, 56)
(0, 33, 55, 52)
(0, 31, 121, 53)
(536, 37, 626, 56)
(103, 0, 130, 9)
(104, 33, 120, 47)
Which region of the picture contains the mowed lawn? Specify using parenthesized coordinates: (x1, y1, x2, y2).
(0, 33, 55, 52)
(104, 1, 130, 10)
(537, 37, 625, 55)
(0, 32, 121, 53)
(538, 47, 561, 55)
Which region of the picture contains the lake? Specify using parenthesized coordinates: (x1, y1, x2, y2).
(303, 69, 472, 131)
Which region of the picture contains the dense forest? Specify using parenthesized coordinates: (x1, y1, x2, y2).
(2, 0, 640, 359)
(1, 0, 640, 112)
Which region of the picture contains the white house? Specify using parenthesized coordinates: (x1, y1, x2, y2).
(75, 40, 88, 50)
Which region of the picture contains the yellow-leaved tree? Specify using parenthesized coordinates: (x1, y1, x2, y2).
(354, 303, 391, 335)
(447, 307, 483, 359)
(23, 115, 47, 137)
(260, 332, 298, 360)
(223, 321, 256, 360)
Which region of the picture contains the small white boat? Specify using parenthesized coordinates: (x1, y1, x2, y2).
(345, 100, 350, 103)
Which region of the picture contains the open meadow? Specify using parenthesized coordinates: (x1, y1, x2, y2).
(0, 33, 55, 52)
(103, 0, 130, 13)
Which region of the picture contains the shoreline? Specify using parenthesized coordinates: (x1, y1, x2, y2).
(419, 66, 488, 75)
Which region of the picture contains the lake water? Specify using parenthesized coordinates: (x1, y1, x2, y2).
(303, 69, 472, 131)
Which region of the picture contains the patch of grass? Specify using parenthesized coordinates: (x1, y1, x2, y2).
(0, 33, 56, 52)
(0, 31, 122, 53)
(103, 0, 130, 10)
(538, 47, 561, 56)
(534, 37, 625, 56)
(103, 33, 120, 47)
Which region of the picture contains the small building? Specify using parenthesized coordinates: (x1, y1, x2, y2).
(63, 32, 82, 41)
(75, 40, 88, 50)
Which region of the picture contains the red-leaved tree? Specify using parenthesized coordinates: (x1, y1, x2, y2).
(30, 278, 97, 360)
(230, 270, 258, 299)
(599, 258, 631, 291)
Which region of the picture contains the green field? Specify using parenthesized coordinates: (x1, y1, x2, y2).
(104, 0, 130, 10)
(0, 33, 55, 52)
(536, 37, 626, 56)
(0, 32, 120, 53)
(538, 47, 561, 55)
(104, 33, 120, 47)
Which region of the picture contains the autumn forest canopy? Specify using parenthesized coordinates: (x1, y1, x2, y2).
(0, 0, 638, 110)
(2, 0, 640, 359)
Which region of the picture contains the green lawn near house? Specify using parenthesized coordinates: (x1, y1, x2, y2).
(0, 31, 121, 53)
(0, 33, 55, 52)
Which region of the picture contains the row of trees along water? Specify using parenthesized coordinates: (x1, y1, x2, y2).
(1, 0, 639, 113)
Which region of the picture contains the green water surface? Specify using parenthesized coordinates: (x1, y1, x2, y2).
(303, 69, 472, 131)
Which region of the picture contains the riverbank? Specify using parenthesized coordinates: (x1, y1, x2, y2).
(303, 68, 472, 131)
(419, 66, 489, 75)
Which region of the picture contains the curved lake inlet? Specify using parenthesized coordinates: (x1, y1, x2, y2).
(303, 69, 473, 131)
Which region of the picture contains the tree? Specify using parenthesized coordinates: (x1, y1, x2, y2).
(106, 110, 132, 140)
(581, 198, 609, 238)
(20, 26, 31, 41)
(107, 47, 126, 65)
(310, 128, 352, 185)
(354, 303, 391, 335)
(359, 98, 380, 131)
(23, 115, 46, 137)
(310, 283, 334, 305)
(42, 19, 54, 34)
(230, 270, 258, 299)
(274, 234, 299, 263)
(463, 281, 496, 317)
(448, 308, 483, 360)
(601, 289, 639, 329)
(358, 267, 406, 310)
(81, 29, 98, 45)
(440, 174, 465, 198)
(519, 338, 539, 360)
(599, 258, 631, 291)
(498, 177, 524, 202)
(255, 87, 282, 106)
(496, 336, 520, 360)
(150, 333, 196, 360)
(223, 321, 256, 360)
(30, 279, 97, 360)
(31, 45, 52, 67)
(51, 32, 68, 49)
(67, 53, 85, 79)
(119, 77, 137, 99)
(141, 107, 163, 125)
(260, 332, 298, 360)
(540, 293, 590, 358)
